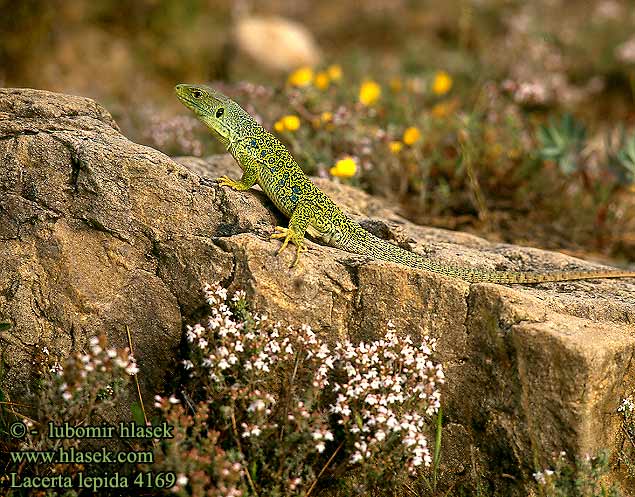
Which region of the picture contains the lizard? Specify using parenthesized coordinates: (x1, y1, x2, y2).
(175, 83, 635, 284)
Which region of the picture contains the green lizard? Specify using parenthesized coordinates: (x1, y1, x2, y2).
(175, 83, 635, 284)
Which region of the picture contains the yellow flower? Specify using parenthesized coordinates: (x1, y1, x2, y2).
(329, 157, 357, 178)
(403, 127, 422, 145)
(388, 141, 403, 154)
(359, 80, 381, 106)
(313, 111, 333, 129)
(389, 77, 403, 93)
(315, 71, 330, 90)
(288, 66, 314, 87)
(431, 101, 451, 118)
(283, 115, 300, 131)
(432, 71, 452, 96)
(274, 115, 301, 132)
(327, 64, 342, 81)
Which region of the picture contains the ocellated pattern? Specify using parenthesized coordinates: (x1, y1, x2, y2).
(175, 84, 635, 284)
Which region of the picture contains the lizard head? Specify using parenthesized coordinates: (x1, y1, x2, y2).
(175, 84, 238, 144)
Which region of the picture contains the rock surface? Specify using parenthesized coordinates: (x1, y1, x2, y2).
(1, 88, 634, 495)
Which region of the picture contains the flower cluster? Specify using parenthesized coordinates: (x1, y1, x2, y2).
(288, 64, 342, 89)
(7, 334, 137, 480)
(619, 396, 635, 418)
(331, 321, 444, 472)
(56, 335, 137, 404)
(144, 111, 204, 156)
(151, 400, 244, 497)
(179, 283, 444, 495)
(531, 450, 619, 495)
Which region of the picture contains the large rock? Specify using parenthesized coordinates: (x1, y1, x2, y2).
(1, 88, 634, 495)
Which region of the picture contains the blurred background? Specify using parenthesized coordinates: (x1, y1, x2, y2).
(2, 0, 635, 262)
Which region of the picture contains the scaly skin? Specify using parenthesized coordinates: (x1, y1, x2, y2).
(175, 84, 635, 284)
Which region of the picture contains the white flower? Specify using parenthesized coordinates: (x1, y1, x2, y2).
(125, 361, 139, 375)
(248, 399, 266, 412)
(617, 37, 635, 64)
(618, 397, 634, 416)
(350, 452, 363, 464)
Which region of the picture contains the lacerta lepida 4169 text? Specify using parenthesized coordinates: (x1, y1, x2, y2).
(175, 83, 635, 284)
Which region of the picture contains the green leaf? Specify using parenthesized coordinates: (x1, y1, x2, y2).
(537, 113, 586, 175)
(130, 401, 146, 426)
(0, 322, 11, 331)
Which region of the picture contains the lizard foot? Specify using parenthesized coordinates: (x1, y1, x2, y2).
(271, 226, 307, 267)
(215, 175, 249, 191)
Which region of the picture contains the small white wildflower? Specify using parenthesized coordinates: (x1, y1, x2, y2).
(248, 399, 266, 412)
(125, 360, 139, 376)
(618, 397, 634, 416)
(616, 37, 635, 64)
(316, 442, 326, 453)
(351, 452, 363, 464)
(289, 477, 302, 490)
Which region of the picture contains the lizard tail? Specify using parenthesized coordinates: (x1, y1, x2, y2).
(337, 221, 635, 284)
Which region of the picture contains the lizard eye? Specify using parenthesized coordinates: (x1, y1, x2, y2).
(192, 90, 203, 98)
(216, 108, 224, 118)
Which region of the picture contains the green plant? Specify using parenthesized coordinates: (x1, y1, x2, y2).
(151, 284, 445, 497)
(534, 451, 621, 497)
(607, 129, 635, 186)
(537, 113, 587, 175)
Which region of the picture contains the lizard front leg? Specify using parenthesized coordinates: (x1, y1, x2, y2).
(216, 158, 258, 191)
(270, 202, 314, 267)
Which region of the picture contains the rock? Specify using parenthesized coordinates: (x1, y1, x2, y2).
(1, 88, 634, 495)
(233, 16, 321, 72)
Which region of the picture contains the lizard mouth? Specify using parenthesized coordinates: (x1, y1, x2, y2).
(174, 84, 232, 140)
(174, 85, 205, 112)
